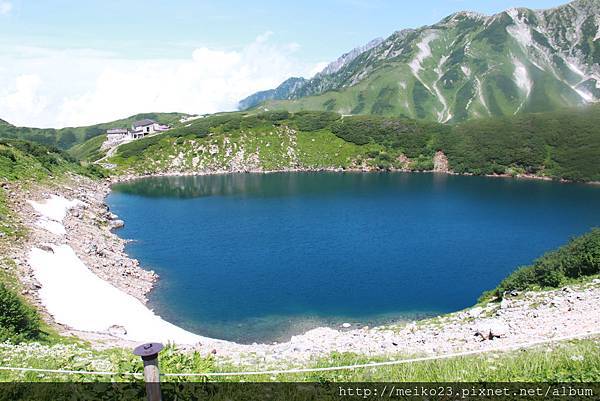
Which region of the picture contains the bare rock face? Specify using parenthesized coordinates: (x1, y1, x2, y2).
(396, 154, 412, 170)
(433, 151, 449, 173)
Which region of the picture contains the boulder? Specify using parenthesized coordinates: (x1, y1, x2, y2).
(474, 319, 509, 340)
(107, 325, 127, 336)
(341, 323, 351, 328)
(110, 220, 125, 229)
(38, 245, 54, 253)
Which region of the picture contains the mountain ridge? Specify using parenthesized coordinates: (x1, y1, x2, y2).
(241, 0, 600, 122)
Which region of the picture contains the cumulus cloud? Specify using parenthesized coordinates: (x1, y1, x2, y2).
(0, 74, 47, 125)
(0, 33, 325, 128)
(0, 1, 12, 15)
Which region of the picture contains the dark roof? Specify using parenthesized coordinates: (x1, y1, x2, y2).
(132, 119, 156, 128)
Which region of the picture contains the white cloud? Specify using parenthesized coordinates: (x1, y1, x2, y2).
(0, 74, 48, 126)
(0, 1, 12, 15)
(0, 34, 323, 128)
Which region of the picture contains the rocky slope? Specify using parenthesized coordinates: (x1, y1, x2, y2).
(246, 0, 600, 122)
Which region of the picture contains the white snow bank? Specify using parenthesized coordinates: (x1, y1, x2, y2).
(36, 220, 67, 235)
(409, 31, 437, 75)
(29, 244, 203, 344)
(27, 195, 84, 236)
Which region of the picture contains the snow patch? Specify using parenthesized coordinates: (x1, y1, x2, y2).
(433, 55, 451, 122)
(564, 58, 586, 77)
(475, 77, 489, 114)
(461, 65, 471, 77)
(574, 87, 594, 102)
(27, 195, 84, 236)
(29, 244, 203, 344)
(409, 31, 437, 75)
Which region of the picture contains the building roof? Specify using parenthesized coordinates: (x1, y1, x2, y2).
(132, 119, 157, 128)
(106, 128, 127, 134)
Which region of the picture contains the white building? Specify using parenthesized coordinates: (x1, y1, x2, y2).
(105, 119, 170, 143)
(106, 128, 129, 143)
(130, 119, 170, 138)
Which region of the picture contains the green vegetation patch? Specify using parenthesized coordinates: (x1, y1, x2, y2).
(484, 228, 600, 300)
(331, 115, 445, 159)
(443, 104, 600, 181)
(68, 134, 107, 162)
(0, 139, 105, 181)
(0, 283, 40, 343)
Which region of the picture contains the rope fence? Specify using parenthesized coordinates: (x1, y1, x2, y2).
(1, 330, 598, 378)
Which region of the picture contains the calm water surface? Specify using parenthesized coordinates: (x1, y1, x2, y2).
(107, 173, 600, 343)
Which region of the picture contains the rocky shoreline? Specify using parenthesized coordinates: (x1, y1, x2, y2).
(6, 171, 600, 367)
(9, 175, 156, 305)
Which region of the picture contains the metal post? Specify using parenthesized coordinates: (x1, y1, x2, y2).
(133, 342, 164, 401)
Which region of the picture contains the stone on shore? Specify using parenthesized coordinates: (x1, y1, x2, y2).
(110, 219, 125, 229)
(474, 319, 509, 340)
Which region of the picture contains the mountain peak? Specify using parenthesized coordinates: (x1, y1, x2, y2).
(316, 37, 384, 77)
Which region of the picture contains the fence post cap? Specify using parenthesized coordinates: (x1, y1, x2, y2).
(133, 342, 164, 359)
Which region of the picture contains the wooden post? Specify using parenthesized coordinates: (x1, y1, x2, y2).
(133, 342, 164, 401)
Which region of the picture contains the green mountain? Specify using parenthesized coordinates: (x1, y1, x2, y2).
(244, 0, 600, 122)
(0, 113, 186, 151)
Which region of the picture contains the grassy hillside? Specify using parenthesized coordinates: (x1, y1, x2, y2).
(106, 105, 600, 182)
(0, 113, 186, 151)
(68, 134, 107, 162)
(0, 139, 104, 182)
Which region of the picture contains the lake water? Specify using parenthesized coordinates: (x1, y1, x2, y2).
(107, 173, 600, 343)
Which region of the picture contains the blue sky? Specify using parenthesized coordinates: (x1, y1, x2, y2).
(0, 0, 570, 127)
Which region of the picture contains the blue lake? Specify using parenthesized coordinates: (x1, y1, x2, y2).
(107, 173, 600, 343)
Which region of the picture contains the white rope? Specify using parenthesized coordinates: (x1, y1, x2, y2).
(0, 366, 142, 376)
(0, 330, 598, 378)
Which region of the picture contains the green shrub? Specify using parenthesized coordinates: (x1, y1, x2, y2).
(262, 110, 290, 122)
(0, 148, 16, 162)
(411, 155, 435, 171)
(0, 283, 40, 342)
(485, 228, 600, 299)
(83, 164, 108, 179)
(292, 111, 340, 131)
